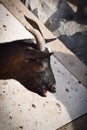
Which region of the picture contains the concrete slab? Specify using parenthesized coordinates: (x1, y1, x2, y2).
(0, 3, 87, 130)
(0, 4, 34, 42)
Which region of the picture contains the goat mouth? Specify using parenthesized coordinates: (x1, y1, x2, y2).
(35, 85, 56, 97)
(36, 86, 47, 97)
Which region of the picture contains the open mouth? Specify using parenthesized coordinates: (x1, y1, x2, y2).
(35, 84, 56, 97)
(35, 86, 48, 97)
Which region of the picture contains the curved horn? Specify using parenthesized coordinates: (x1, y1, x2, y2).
(25, 16, 45, 51)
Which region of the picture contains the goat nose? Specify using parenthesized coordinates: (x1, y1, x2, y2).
(52, 85, 56, 92)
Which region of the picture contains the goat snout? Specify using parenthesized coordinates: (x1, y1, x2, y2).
(52, 85, 56, 92)
(47, 84, 56, 93)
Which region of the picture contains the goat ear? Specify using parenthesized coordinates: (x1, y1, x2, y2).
(32, 52, 53, 60)
(24, 15, 43, 36)
(34, 52, 53, 60)
(24, 49, 53, 60)
(45, 38, 57, 43)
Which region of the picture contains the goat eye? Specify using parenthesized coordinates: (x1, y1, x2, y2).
(24, 59, 29, 63)
(36, 59, 40, 62)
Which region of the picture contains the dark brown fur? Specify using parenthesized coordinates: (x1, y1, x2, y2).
(0, 39, 56, 96)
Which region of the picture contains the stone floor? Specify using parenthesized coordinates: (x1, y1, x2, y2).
(19, 1, 87, 130)
(0, 0, 87, 130)
(21, 0, 87, 65)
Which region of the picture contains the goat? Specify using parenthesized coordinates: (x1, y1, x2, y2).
(0, 16, 56, 97)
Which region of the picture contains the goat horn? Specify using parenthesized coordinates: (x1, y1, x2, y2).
(25, 16, 45, 51)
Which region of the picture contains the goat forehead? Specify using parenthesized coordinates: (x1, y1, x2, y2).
(37, 58, 50, 67)
(39, 61, 49, 71)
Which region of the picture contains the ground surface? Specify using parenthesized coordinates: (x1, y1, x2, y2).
(21, 0, 87, 65)
(20, 0, 87, 130)
(0, 0, 87, 130)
